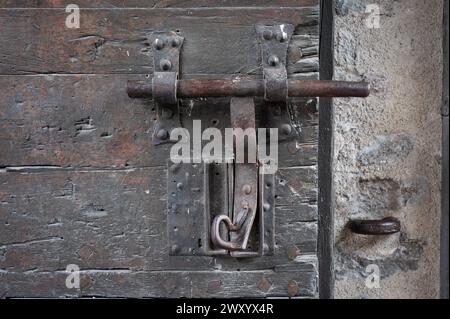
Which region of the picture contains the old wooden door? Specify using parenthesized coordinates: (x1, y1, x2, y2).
(0, 1, 325, 298)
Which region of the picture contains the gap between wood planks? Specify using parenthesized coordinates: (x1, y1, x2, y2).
(0, 165, 166, 173)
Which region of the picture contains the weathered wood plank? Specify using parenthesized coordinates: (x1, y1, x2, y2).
(0, 7, 318, 75)
(276, 166, 318, 204)
(0, 74, 166, 168)
(0, 75, 318, 168)
(0, 2, 321, 299)
(0, 269, 317, 298)
(0, 0, 318, 9)
(0, 168, 318, 273)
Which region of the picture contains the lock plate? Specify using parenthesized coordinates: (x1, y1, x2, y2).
(167, 161, 275, 257)
(167, 161, 231, 256)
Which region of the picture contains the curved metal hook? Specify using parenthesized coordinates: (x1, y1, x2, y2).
(211, 207, 249, 251)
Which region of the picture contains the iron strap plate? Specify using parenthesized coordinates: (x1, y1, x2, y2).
(229, 97, 259, 256)
(150, 31, 184, 145)
(167, 162, 231, 256)
(256, 24, 300, 142)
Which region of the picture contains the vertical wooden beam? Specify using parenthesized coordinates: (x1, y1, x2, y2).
(441, 0, 449, 300)
(318, 0, 335, 299)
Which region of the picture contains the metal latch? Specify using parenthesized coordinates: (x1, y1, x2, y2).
(127, 24, 370, 257)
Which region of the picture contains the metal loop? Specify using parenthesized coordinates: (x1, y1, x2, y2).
(349, 217, 401, 235)
(210, 208, 249, 251)
(152, 72, 178, 105)
(263, 67, 288, 102)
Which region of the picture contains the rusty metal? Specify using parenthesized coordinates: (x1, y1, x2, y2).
(264, 68, 288, 102)
(211, 97, 259, 254)
(168, 162, 230, 256)
(259, 173, 275, 255)
(257, 24, 293, 102)
(349, 217, 401, 235)
(149, 31, 184, 145)
(210, 214, 242, 251)
(153, 72, 177, 105)
(258, 23, 299, 143)
(128, 78, 370, 99)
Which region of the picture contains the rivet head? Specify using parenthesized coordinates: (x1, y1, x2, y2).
(176, 182, 183, 190)
(156, 129, 169, 140)
(262, 29, 273, 40)
(268, 55, 279, 67)
(171, 37, 181, 47)
(160, 59, 172, 71)
(263, 203, 271, 211)
(242, 184, 252, 195)
(153, 38, 164, 50)
(281, 124, 292, 135)
(276, 31, 288, 42)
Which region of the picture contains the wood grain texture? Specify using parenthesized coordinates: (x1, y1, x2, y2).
(0, 8, 318, 75)
(0, 270, 317, 298)
(0, 0, 318, 8)
(0, 3, 321, 298)
(0, 168, 317, 263)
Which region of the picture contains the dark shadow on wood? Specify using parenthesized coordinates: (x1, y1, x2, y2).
(318, 0, 334, 299)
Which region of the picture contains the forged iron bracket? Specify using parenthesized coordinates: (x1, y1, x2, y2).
(211, 97, 261, 257)
(150, 31, 184, 145)
(256, 24, 300, 141)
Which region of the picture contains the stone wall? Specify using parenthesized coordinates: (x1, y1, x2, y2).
(333, 0, 443, 298)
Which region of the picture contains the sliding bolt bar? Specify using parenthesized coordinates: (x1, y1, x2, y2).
(127, 77, 370, 99)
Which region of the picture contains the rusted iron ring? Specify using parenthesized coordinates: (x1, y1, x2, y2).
(263, 67, 288, 102)
(152, 72, 178, 105)
(349, 217, 401, 235)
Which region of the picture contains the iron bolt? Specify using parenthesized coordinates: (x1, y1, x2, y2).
(156, 129, 169, 140)
(153, 38, 164, 50)
(160, 59, 172, 71)
(171, 37, 181, 47)
(268, 55, 279, 67)
(176, 182, 183, 189)
(242, 184, 252, 195)
(262, 29, 273, 40)
(263, 203, 271, 211)
(281, 124, 292, 135)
